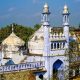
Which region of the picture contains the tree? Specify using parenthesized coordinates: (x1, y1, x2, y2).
(34, 24, 41, 31)
(79, 24, 80, 29)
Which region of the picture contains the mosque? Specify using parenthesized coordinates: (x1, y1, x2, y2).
(0, 3, 80, 80)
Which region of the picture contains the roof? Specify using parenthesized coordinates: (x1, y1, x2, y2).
(2, 32, 25, 46)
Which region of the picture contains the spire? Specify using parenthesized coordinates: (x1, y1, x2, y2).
(62, 5, 70, 47)
(42, 3, 50, 26)
(12, 24, 14, 33)
(43, 3, 50, 14)
(62, 5, 70, 26)
(63, 5, 69, 14)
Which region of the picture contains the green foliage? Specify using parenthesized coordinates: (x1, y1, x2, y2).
(0, 25, 11, 44)
(34, 24, 41, 31)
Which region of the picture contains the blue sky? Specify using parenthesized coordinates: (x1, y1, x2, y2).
(0, 0, 80, 27)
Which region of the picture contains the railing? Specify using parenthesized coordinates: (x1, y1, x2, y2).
(0, 61, 45, 73)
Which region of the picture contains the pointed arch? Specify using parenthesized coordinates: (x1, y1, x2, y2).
(53, 59, 63, 70)
(52, 59, 63, 79)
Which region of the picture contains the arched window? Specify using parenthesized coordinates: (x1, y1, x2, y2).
(57, 43, 59, 49)
(63, 42, 65, 48)
(51, 43, 53, 49)
(65, 16, 66, 22)
(39, 74, 43, 79)
(53, 59, 63, 79)
(54, 43, 56, 49)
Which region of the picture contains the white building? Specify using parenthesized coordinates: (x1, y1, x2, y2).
(28, 3, 70, 80)
(0, 3, 79, 80)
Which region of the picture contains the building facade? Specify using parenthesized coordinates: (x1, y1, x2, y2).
(0, 3, 80, 80)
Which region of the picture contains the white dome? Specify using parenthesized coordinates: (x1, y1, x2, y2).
(44, 3, 48, 8)
(2, 32, 25, 46)
(64, 5, 68, 9)
(43, 3, 50, 14)
(63, 5, 69, 14)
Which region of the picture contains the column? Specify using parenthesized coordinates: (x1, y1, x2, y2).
(53, 43, 54, 50)
(56, 43, 57, 49)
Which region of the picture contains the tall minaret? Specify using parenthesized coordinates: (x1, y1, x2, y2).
(42, 3, 50, 56)
(42, 3, 50, 24)
(62, 5, 70, 80)
(62, 5, 70, 48)
(42, 3, 51, 80)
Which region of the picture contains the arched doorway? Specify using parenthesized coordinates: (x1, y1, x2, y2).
(39, 74, 43, 80)
(53, 59, 64, 80)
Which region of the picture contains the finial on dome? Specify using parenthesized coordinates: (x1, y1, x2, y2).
(43, 3, 50, 14)
(44, 3, 48, 8)
(12, 24, 14, 33)
(63, 4, 69, 14)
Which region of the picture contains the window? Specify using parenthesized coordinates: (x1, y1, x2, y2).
(57, 43, 59, 49)
(51, 43, 53, 49)
(54, 43, 56, 49)
(63, 42, 65, 48)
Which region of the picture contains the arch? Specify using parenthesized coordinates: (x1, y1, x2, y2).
(57, 43, 59, 49)
(53, 59, 63, 79)
(53, 59, 63, 70)
(39, 74, 43, 79)
(51, 43, 53, 49)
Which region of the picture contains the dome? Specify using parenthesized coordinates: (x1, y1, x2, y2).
(63, 5, 69, 14)
(44, 3, 48, 8)
(43, 3, 50, 14)
(64, 5, 68, 9)
(2, 32, 25, 46)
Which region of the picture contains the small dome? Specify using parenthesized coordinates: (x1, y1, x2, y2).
(2, 32, 25, 46)
(64, 5, 68, 9)
(44, 3, 48, 8)
(63, 5, 69, 14)
(43, 3, 50, 14)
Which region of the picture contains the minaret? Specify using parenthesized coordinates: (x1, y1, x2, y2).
(62, 5, 70, 48)
(42, 3, 50, 80)
(62, 5, 70, 80)
(42, 3, 50, 25)
(42, 3, 50, 56)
